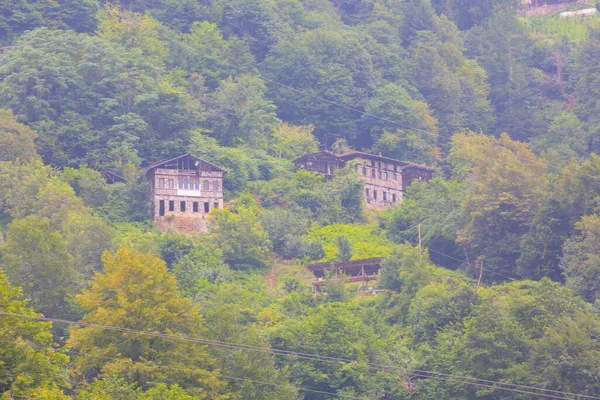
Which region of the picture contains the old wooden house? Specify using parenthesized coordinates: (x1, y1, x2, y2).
(145, 154, 227, 233)
(294, 150, 435, 207)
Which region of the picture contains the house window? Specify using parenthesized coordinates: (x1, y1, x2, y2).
(374, 190, 378, 200)
(378, 170, 382, 179)
(371, 169, 375, 178)
(394, 165, 397, 173)
(203, 180, 210, 191)
(392, 193, 396, 203)
(213, 202, 219, 209)
(168, 179, 174, 189)
(213, 180, 219, 191)
(159, 200, 165, 216)
(383, 192, 387, 202)
(193, 202, 199, 212)
(180, 201, 186, 212)
(365, 188, 370, 197)
(169, 200, 175, 212)
(159, 178, 165, 189)
(184, 178, 189, 190)
(204, 202, 210, 213)
(178, 179, 183, 189)
(362, 167, 366, 176)
(384, 172, 388, 180)
(371, 160, 375, 167)
(393, 173, 397, 182)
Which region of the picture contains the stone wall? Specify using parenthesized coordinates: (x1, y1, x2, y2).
(354, 160, 403, 207)
(150, 168, 224, 233)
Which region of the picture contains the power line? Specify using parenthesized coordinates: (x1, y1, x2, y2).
(54, 347, 350, 399)
(2, 312, 598, 400)
(122, 13, 600, 183)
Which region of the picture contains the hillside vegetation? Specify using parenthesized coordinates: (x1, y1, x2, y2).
(1, 0, 600, 398)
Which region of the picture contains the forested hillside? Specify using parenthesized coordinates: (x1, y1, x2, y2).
(1, 0, 600, 398)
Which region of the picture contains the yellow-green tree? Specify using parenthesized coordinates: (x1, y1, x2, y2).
(67, 248, 228, 399)
(0, 108, 39, 163)
(97, 5, 169, 66)
(458, 133, 547, 281)
(0, 269, 68, 397)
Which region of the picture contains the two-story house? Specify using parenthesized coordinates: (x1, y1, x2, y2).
(145, 154, 226, 233)
(294, 150, 435, 207)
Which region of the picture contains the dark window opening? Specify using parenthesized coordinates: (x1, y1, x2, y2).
(362, 167, 366, 176)
(213, 202, 219, 209)
(365, 188, 370, 197)
(384, 172, 388, 180)
(374, 190, 378, 200)
(371, 169, 375, 178)
(159, 200, 165, 216)
(169, 201, 175, 212)
(392, 193, 396, 203)
(193, 202, 199, 212)
(394, 165, 397, 173)
(180, 201, 186, 212)
(204, 202, 210, 213)
(371, 160, 375, 167)
(383, 192, 387, 201)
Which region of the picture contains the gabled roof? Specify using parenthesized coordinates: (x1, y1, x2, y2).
(101, 170, 127, 184)
(144, 154, 227, 175)
(338, 150, 436, 172)
(293, 151, 343, 165)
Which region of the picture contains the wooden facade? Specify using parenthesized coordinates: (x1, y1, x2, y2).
(294, 150, 435, 207)
(145, 154, 226, 233)
(308, 258, 382, 291)
(293, 151, 345, 178)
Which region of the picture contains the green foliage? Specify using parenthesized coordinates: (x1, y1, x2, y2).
(207, 74, 280, 150)
(0, 108, 40, 163)
(68, 248, 228, 398)
(304, 223, 393, 262)
(335, 235, 353, 261)
(561, 214, 600, 304)
(0, 28, 200, 169)
(458, 133, 547, 281)
(269, 303, 385, 398)
(0, 269, 68, 396)
(379, 177, 467, 269)
(210, 196, 271, 270)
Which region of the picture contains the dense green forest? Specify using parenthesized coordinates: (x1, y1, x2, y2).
(2, 0, 600, 398)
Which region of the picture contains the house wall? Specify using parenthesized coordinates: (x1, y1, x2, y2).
(353, 158, 403, 207)
(150, 168, 224, 233)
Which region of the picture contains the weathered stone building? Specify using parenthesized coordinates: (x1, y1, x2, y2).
(294, 150, 435, 207)
(145, 154, 226, 233)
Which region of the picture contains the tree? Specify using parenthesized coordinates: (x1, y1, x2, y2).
(209, 196, 271, 270)
(67, 248, 228, 398)
(1, 216, 76, 318)
(173, 242, 231, 295)
(262, 28, 374, 144)
(458, 133, 547, 281)
(97, 5, 170, 66)
(336, 235, 353, 261)
(273, 123, 320, 160)
(0, 108, 39, 163)
(561, 215, 600, 304)
(269, 303, 383, 398)
(0, 269, 68, 397)
(207, 74, 280, 151)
